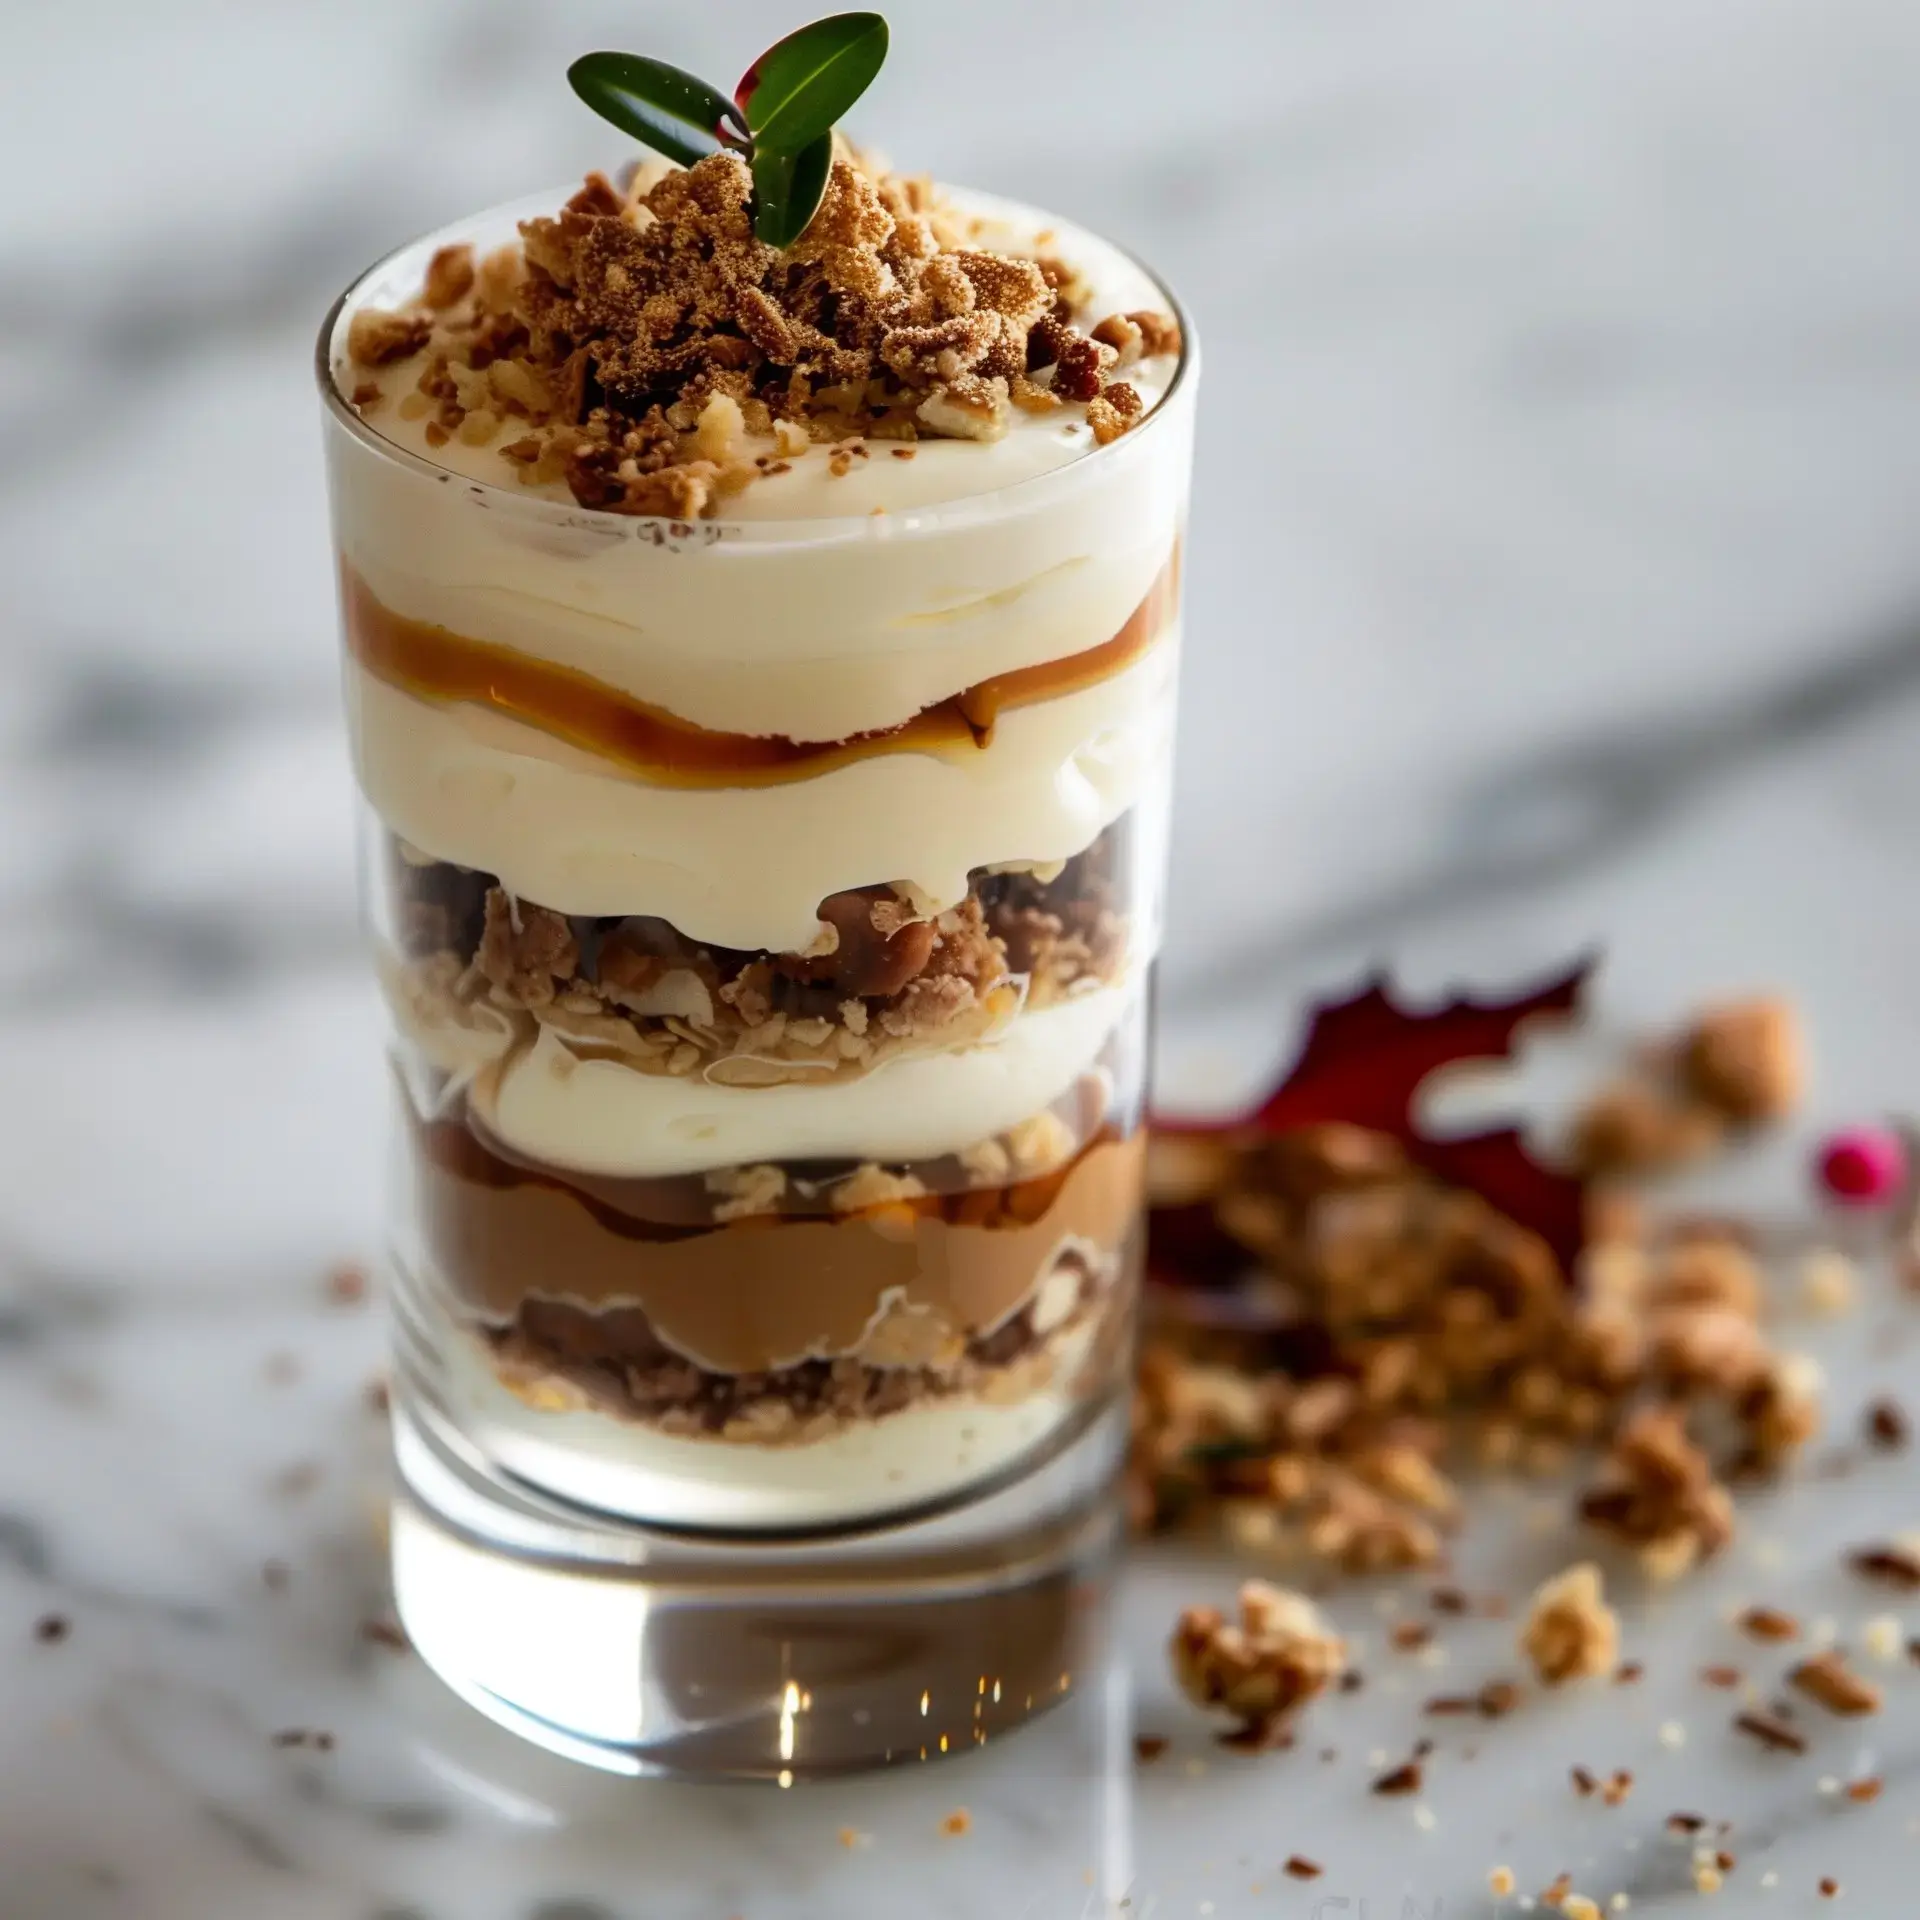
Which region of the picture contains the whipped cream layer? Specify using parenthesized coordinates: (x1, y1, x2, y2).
(443, 1321, 1103, 1528)
(347, 632, 1176, 951)
(326, 188, 1194, 745)
(447, 981, 1134, 1181)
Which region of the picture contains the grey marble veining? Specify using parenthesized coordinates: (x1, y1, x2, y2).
(5, 2, 1920, 1915)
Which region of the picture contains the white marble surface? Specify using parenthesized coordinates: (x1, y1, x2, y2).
(5, 1, 1920, 1914)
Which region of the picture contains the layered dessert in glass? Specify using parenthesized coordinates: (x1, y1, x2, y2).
(319, 146, 1194, 1771)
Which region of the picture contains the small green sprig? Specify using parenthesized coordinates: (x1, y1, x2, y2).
(568, 13, 889, 248)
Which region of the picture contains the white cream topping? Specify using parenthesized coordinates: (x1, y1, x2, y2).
(441, 1319, 1102, 1528)
(462, 982, 1132, 1180)
(346, 633, 1176, 950)
(325, 187, 1194, 744)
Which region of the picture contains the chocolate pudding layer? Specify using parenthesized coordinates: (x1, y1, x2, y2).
(410, 1102, 1144, 1369)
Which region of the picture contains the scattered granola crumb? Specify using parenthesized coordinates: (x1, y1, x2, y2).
(1737, 1605, 1800, 1643)
(1133, 1734, 1169, 1763)
(1845, 1777, 1882, 1803)
(1615, 1661, 1645, 1685)
(1602, 1770, 1634, 1807)
(1372, 1759, 1423, 1796)
(1788, 1651, 1881, 1717)
(1490, 1866, 1517, 1896)
(1699, 1664, 1743, 1689)
(1523, 1563, 1620, 1684)
(324, 1259, 369, 1305)
(361, 1618, 408, 1651)
(1819, 1878, 1840, 1899)
(1864, 1398, 1908, 1449)
(32, 1614, 69, 1644)
(1658, 1720, 1687, 1749)
(270, 1728, 336, 1752)
(1580, 1407, 1734, 1580)
(1668, 1813, 1706, 1834)
(1734, 1709, 1808, 1754)
(1283, 1857, 1322, 1880)
(1572, 1764, 1599, 1797)
(940, 1807, 971, 1837)
(1847, 1543, 1920, 1590)
(1170, 1581, 1345, 1746)
(1861, 1614, 1903, 1663)
(1564, 1897, 1602, 1920)
(1798, 1250, 1858, 1318)
(1693, 1861, 1724, 1894)
(1478, 1678, 1525, 1718)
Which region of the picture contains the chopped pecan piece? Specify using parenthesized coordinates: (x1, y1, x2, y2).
(1788, 1651, 1881, 1717)
(347, 307, 431, 366)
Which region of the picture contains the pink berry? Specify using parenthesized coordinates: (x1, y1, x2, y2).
(1816, 1126, 1907, 1205)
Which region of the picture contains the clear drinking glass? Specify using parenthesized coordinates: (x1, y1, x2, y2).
(317, 189, 1196, 1777)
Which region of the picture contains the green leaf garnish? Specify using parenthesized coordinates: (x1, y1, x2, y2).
(749, 132, 835, 249)
(734, 13, 888, 153)
(567, 16, 888, 248)
(567, 53, 748, 171)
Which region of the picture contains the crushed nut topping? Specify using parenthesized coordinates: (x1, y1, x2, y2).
(344, 152, 1181, 512)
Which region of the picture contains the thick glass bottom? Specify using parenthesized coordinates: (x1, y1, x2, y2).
(389, 1381, 1126, 1779)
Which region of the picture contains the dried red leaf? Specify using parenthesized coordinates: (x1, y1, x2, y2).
(1157, 960, 1593, 1268)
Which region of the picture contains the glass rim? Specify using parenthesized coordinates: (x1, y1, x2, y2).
(314, 179, 1197, 541)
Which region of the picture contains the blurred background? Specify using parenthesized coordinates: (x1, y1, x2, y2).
(1, 0, 1917, 1483)
(5, 4, 1920, 1910)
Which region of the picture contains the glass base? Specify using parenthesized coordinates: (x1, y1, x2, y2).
(389, 1384, 1127, 1779)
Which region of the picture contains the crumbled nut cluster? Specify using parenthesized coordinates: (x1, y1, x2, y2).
(1131, 1120, 1818, 1580)
(1170, 1580, 1346, 1746)
(344, 152, 1181, 513)
(1571, 996, 1802, 1178)
(1577, 1404, 1736, 1579)
(1148, 992, 1864, 1741)
(1521, 1563, 1620, 1684)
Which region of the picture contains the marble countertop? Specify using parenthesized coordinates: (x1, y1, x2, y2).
(5, 1, 1920, 1914)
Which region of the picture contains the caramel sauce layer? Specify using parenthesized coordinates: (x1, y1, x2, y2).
(342, 559, 1176, 790)
(410, 1111, 1146, 1376)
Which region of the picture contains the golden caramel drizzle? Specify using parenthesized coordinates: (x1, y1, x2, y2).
(341, 558, 1176, 790)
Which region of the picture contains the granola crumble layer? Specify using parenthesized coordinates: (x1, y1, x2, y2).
(382, 818, 1132, 1102)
